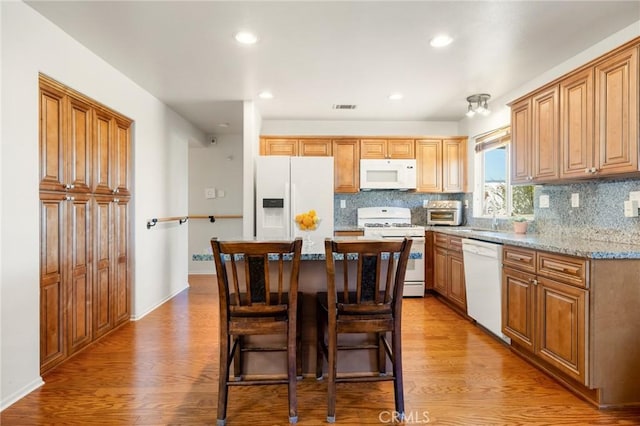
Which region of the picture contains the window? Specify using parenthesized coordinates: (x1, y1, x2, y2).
(473, 127, 533, 218)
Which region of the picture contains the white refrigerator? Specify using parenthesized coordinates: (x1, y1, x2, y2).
(256, 156, 334, 254)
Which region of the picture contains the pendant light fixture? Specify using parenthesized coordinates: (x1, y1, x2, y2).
(465, 93, 491, 117)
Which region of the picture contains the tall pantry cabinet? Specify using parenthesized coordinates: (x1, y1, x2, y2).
(39, 75, 132, 373)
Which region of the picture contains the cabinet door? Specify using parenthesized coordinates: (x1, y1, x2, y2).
(66, 95, 93, 193)
(502, 267, 535, 352)
(560, 68, 594, 179)
(261, 138, 298, 156)
(594, 45, 639, 176)
(532, 86, 560, 181)
(511, 98, 532, 183)
(113, 118, 131, 196)
(387, 139, 415, 158)
(93, 110, 113, 195)
(93, 196, 113, 338)
(67, 194, 93, 354)
(40, 193, 67, 373)
(415, 139, 442, 192)
(447, 252, 466, 311)
(333, 139, 360, 193)
(433, 247, 448, 295)
(300, 139, 332, 156)
(442, 138, 466, 192)
(113, 197, 131, 325)
(536, 277, 588, 385)
(39, 83, 66, 192)
(360, 139, 387, 159)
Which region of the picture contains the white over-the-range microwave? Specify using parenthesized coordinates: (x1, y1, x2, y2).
(359, 159, 417, 190)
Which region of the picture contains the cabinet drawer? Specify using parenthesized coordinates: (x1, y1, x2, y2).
(537, 252, 588, 288)
(448, 236, 462, 252)
(334, 230, 364, 237)
(503, 246, 536, 273)
(434, 233, 449, 248)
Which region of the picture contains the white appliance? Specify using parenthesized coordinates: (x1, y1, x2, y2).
(359, 159, 417, 190)
(462, 239, 510, 343)
(256, 156, 334, 254)
(358, 207, 425, 297)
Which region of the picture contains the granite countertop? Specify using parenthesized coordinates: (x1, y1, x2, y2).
(430, 226, 640, 259)
(334, 226, 365, 233)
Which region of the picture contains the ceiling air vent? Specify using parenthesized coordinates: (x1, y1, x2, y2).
(332, 104, 357, 110)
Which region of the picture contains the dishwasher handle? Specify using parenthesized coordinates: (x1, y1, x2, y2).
(462, 241, 501, 259)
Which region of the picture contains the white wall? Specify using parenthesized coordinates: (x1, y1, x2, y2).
(188, 134, 244, 274)
(1, 2, 203, 409)
(261, 120, 459, 137)
(243, 101, 261, 239)
(459, 21, 640, 189)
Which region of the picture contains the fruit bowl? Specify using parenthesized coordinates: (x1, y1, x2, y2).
(294, 210, 321, 249)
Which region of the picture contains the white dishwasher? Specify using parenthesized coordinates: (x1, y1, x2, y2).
(462, 238, 510, 343)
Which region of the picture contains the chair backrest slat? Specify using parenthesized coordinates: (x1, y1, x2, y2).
(324, 238, 412, 313)
(211, 238, 303, 315)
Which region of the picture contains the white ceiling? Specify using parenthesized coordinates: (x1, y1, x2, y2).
(27, 1, 640, 136)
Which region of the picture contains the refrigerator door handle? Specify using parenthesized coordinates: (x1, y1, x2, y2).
(285, 182, 292, 239)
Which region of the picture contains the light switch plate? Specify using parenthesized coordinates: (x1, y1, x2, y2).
(205, 187, 216, 199)
(423, 199, 429, 208)
(539, 194, 550, 208)
(630, 191, 640, 203)
(571, 193, 579, 208)
(340, 200, 346, 209)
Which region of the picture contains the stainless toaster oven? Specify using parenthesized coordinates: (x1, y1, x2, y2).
(426, 200, 463, 226)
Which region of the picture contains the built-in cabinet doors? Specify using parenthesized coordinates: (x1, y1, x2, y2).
(93, 196, 113, 339)
(536, 277, 587, 385)
(333, 139, 360, 193)
(511, 99, 532, 184)
(40, 85, 92, 193)
(433, 247, 448, 294)
(595, 45, 639, 176)
(114, 197, 131, 325)
(442, 139, 465, 192)
(40, 192, 93, 373)
(502, 267, 536, 352)
(416, 139, 442, 192)
(299, 139, 332, 156)
(114, 118, 131, 196)
(447, 253, 466, 309)
(360, 139, 414, 159)
(532, 86, 560, 181)
(560, 68, 594, 179)
(261, 138, 298, 156)
(93, 110, 113, 195)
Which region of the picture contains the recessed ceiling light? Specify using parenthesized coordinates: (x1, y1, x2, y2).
(388, 93, 404, 101)
(258, 91, 273, 99)
(430, 34, 453, 48)
(234, 31, 258, 45)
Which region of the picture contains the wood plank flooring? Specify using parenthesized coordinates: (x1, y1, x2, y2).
(2, 275, 639, 425)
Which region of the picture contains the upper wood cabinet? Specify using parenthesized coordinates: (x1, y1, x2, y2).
(260, 138, 298, 156)
(416, 138, 466, 192)
(511, 86, 560, 184)
(560, 68, 594, 179)
(299, 139, 332, 156)
(333, 139, 360, 193)
(594, 44, 639, 176)
(40, 82, 93, 193)
(360, 139, 414, 159)
(512, 38, 640, 184)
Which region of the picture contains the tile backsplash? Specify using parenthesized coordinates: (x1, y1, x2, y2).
(335, 178, 640, 245)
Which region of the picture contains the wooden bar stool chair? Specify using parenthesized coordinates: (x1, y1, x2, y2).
(316, 237, 412, 423)
(211, 237, 303, 426)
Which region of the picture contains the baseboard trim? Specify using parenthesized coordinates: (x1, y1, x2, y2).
(131, 282, 190, 321)
(0, 376, 44, 412)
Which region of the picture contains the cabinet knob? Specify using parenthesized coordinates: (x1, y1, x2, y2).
(531, 278, 538, 286)
(65, 183, 75, 190)
(65, 196, 75, 201)
(112, 188, 120, 194)
(113, 198, 120, 203)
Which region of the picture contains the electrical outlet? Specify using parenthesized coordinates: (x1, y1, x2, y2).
(539, 194, 550, 208)
(340, 200, 346, 209)
(571, 193, 579, 208)
(423, 199, 429, 208)
(464, 200, 469, 208)
(630, 191, 640, 204)
(217, 189, 226, 198)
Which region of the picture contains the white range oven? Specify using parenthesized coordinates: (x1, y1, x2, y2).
(357, 207, 426, 297)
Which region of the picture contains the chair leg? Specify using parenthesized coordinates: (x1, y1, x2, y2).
(296, 300, 303, 379)
(315, 301, 325, 380)
(391, 329, 405, 419)
(288, 325, 298, 423)
(326, 323, 337, 423)
(377, 332, 387, 375)
(232, 336, 243, 381)
(217, 333, 230, 426)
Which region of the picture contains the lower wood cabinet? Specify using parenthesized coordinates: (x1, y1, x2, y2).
(432, 233, 466, 313)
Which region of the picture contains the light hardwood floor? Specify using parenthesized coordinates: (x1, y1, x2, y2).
(2, 275, 639, 425)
